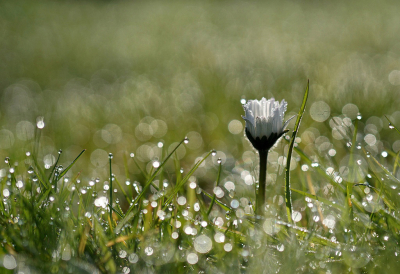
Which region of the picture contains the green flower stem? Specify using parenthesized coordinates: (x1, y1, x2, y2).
(256, 149, 268, 217)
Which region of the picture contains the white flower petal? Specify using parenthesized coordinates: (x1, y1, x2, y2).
(242, 97, 288, 140)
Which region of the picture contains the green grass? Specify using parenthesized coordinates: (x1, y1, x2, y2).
(1, 0, 400, 273)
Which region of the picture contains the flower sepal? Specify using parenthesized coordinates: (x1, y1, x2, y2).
(245, 128, 288, 151)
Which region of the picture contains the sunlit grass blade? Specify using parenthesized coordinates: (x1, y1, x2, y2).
(201, 190, 231, 212)
(113, 175, 132, 204)
(124, 138, 186, 216)
(58, 149, 86, 178)
(385, 115, 400, 135)
(289, 143, 346, 192)
(48, 150, 62, 183)
(285, 80, 309, 223)
(290, 188, 344, 210)
(162, 150, 213, 208)
(206, 161, 223, 218)
(115, 210, 137, 234)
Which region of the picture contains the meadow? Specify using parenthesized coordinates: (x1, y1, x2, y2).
(1, 0, 400, 273)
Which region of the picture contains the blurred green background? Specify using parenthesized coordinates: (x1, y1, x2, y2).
(1, 0, 400, 181)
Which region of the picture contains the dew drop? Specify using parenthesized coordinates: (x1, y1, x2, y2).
(381, 151, 388, 158)
(311, 162, 319, 168)
(224, 243, 233, 252)
(26, 151, 31, 157)
(144, 247, 153, 256)
(211, 150, 217, 156)
(152, 161, 160, 168)
(356, 113, 362, 120)
(36, 117, 45, 129)
(184, 137, 189, 144)
(128, 253, 139, 263)
(389, 123, 395, 129)
(108, 153, 113, 159)
(240, 98, 247, 104)
(58, 149, 62, 154)
(346, 141, 352, 147)
(3, 255, 17, 270)
(292, 211, 302, 222)
(277, 244, 285, 252)
(130, 153, 135, 158)
(217, 158, 222, 164)
(180, 168, 184, 173)
(194, 235, 212, 253)
(119, 250, 127, 258)
(187, 253, 198, 265)
(4, 157, 10, 164)
(157, 142, 164, 148)
(171, 232, 179, 239)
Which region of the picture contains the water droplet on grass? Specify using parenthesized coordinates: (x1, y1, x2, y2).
(4, 157, 9, 164)
(357, 113, 362, 120)
(194, 235, 212, 253)
(184, 137, 189, 144)
(3, 189, 10, 197)
(152, 161, 160, 168)
(36, 117, 45, 129)
(119, 250, 127, 258)
(277, 244, 285, 252)
(217, 158, 222, 164)
(144, 247, 154, 256)
(128, 253, 139, 263)
(177, 196, 186, 205)
(130, 153, 135, 158)
(108, 153, 113, 159)
(224, 243, 233, 252)
(16, 181, 23, 188)
(3, 255, 17, 270)
(292, 211, 302, 222)
(211, 150, 217, 156)
(187, 253, 198, 265)
(389, 123, 394, 129)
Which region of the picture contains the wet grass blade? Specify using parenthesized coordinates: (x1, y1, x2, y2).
(288, 142, 345, 192)
(206, 161, 223, 218)
(162, 150, 213, 209)
(285, 80, 309, 223)
(385, 115, 400, 136)
(124, 138, 186, 216)
(291, 188, 344, 210)
(58, 149, 86, 178)
(201, 190, 231, 212)
(48, 151, 62, 182)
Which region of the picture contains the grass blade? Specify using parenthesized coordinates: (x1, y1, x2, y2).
(124, 138, 186, 216)
(162, 150, 213, 208)
(58, 149, 86, 178)
(285, 80, 309, 223)
(206, 161, 223, 218)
